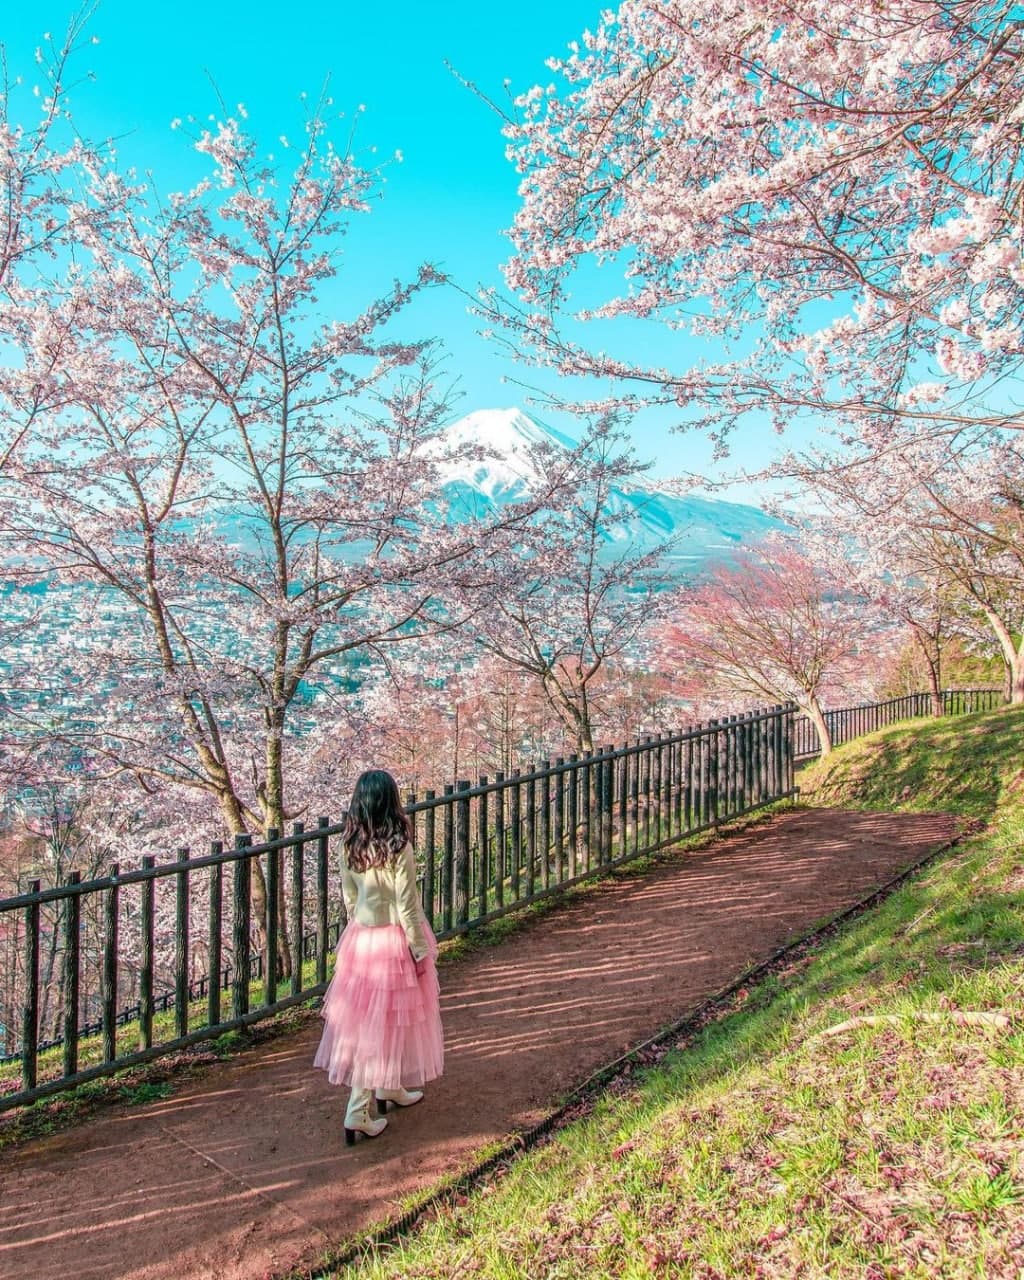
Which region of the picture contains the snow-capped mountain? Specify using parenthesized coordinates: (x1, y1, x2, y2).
(431, 408, 784, 573)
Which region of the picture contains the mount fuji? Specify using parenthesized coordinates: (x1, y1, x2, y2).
(429, 408, 785, 575)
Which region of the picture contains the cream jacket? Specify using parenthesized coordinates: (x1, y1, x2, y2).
(341, 842, 430, 962)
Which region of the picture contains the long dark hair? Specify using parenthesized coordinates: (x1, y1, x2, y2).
(341, 769, 413, 872)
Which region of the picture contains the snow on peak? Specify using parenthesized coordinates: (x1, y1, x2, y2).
(426, 407, 576, 498)
(441, 407, 576, 453)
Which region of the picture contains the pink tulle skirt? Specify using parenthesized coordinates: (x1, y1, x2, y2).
(313, 920, 444, 1090)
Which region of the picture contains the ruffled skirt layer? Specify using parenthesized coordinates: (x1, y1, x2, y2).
(313, 920, 443, 1090)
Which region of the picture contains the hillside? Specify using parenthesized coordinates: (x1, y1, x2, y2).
(349, 705, 1024, 1279)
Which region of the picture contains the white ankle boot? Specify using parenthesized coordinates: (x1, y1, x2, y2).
(344, 1087, 387, 1145)
(375, 1086, 424, 1111)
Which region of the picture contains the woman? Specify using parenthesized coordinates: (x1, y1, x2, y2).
(313, 769, 444, 1144)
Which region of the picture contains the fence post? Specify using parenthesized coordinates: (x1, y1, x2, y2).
(21, 879, 40, 1092)
(316, 818, 329, 986)
(553, 760, 565, 885)
(264, 830, 279, 1008)
(510, 771, 522, 901)
(139, 857, 156, 1050)
(208, 844, 223, 1027)
(526, 771, 538, 896)
(539, 762, 551, 890)
(455, 780, 471, 925)
(477, 778, 489, 917)
(652, 737, 663, 842)
(708, 721, 720, 827)
(100, 864, 120, 1064)
(423, 794, 437, 927)
(493, 776, 505, 910)
(290, 823, 304, 997)
(568, 757, 581, 878)
(442, 784, 455, 931)
(174, 850, 190, 1039)
(232, 835, 252, 1019)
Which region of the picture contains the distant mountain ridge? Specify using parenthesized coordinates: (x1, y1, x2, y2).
(431, 408, 784, 572)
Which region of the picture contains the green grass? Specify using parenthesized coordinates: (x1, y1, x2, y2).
(338, 705, 1024, 1279)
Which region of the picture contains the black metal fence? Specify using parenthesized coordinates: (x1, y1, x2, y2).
(0, 705, 797, 1111)
(792, 688, 1004, 760)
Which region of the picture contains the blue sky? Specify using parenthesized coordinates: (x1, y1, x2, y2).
(2, 0, 784, 501)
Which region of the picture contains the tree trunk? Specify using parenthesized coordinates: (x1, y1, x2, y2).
(261, 724, 294, 981)
(804, 695, 833, 757)
(907, 621, 944, 716)
(1009, 655, 1024, 706)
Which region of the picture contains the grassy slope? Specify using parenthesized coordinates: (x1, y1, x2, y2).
(350, 705, 1024, 1279)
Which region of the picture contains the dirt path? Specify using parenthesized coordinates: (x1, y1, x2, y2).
(0, 807, 958, 1280)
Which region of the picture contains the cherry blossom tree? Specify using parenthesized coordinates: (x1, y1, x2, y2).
(663, 539, 870, 754)
(0, 96, 573, 977)
(0, 11, 102, 476)
(496, 1, 1024, 453)
(790, 427, 1024, 702)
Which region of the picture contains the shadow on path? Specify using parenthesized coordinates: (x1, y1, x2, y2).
(0, 807, 958, 1279)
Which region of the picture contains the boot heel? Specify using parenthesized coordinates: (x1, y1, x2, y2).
(377, 1097, 388, 1113)
(344, 1127, 356, 1146)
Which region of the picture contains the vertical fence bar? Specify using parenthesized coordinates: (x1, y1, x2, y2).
(232, 836, 252, 1018)
(566, 758, 579, 878)
(743, 714, 754, 809)
(553, 759, 566, 884)
(627, 744, 638, 856)
(652, 737, 663, 843)
(290, 824, 304, 997)
(208, 845, 223, 1027)
(175, 853, 190, 1039)
(264, 830, 279, 1008)
(709, 721, 721, 827)
(538, 763, 551, 890)
(665, 736, 676, 839)
(526, 773, 537, 896)
(316, 818, 329, 986)
(725, 718, 736, 819)
(596, 749, 607, 864)
(139, 857, 155, 1051)
(61, 873, 82, 1081)
(21, 879, 40, 1091)
(601, 747, 615, 862)
(455, 781, 471, 926)
(691, 732, 701, 829)
(442, 785, 455, 933)
(477, 779, 489, 917)
(617, 749, 629, 860)
(493, 775, 505, 910)
(422, 795, 437, 927)
(637, 737, 649, 848)
(101, 864, 120, 1064)
(510, 772, 522, 901)
(581, 750, 593, 866)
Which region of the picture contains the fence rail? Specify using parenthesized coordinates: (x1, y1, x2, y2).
(0, 686, 1006, 1111)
